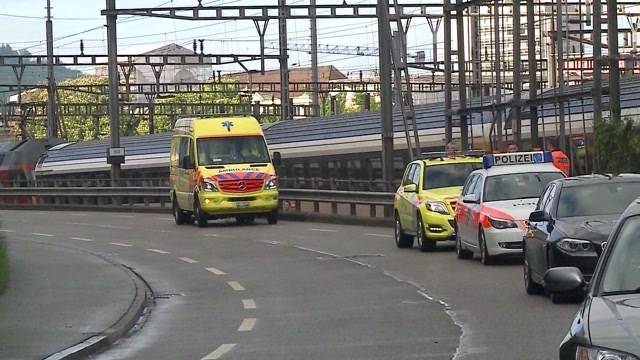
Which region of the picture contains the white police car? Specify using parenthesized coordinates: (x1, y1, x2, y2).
(454, 151, 565, 265)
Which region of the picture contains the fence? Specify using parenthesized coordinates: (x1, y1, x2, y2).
(0, 187, 395, 225)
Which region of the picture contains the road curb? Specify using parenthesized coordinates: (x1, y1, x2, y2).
(43, 263, 153, 360)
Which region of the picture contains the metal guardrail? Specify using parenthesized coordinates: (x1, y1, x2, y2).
(0, 187, 395, 222)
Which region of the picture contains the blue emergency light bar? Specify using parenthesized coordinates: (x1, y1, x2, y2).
(483, 151, 553, 169)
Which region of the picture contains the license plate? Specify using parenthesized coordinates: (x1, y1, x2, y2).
(236, 201, 250, 208)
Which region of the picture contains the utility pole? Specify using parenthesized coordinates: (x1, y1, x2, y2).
(608, 0, 621, 122)
(444, 0, 453, 143)
(46, 0, 57, 139)
(527, 0, 539, 148)
(106, 0, 123, 182)
(278, 0, 290, 120)
(556, 0, 567, 151)
(310, 0, 319, 117)
(494, 0, 503, 148)
(593, 0, 602, 122)
(378, 0, 394, 189)
(513, 0, 522, 148)
(456, 0, 469, 151)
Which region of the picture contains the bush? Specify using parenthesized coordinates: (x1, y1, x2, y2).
(594, 118, 640, 173)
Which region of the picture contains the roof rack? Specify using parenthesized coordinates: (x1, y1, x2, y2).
(420, 150, 486, 161)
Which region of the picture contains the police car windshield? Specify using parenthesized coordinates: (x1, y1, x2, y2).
(484, 172, 563, 202)
(423, 163, 483, 190)
(557, 182, 640, 218)
(197, 136, 270, 166)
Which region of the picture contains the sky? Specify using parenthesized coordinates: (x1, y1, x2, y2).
(0, 0, 443, 76)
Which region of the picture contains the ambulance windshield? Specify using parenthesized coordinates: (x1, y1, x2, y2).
(197, 136, 270, 166)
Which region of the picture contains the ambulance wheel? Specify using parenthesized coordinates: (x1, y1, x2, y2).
(479, 230, 494, 265)
(236, 216, 246, 225)
(173, 197, 187, 225)
(267, 210, 278, 225)
(417, 216, 437, 252)
(194, 198, 208, 228)
(394, 213, 413, 248)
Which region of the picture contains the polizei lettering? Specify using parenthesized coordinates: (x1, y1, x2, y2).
(494, 153, 533, 165)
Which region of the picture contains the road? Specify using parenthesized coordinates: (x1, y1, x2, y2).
(0, 210, 578, 359)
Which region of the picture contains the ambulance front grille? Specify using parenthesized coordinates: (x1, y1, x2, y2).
(218, 179, 264, 193)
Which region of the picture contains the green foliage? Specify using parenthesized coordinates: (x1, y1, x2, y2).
(320, 92, 380, 116)
(0, 236, 7, 294)
(0, 44, 80, 102)
(594, 117, 640, 173)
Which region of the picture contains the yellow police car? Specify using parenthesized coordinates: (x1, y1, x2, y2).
(394, 152, 483, 251)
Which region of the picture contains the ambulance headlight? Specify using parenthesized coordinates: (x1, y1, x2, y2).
(202, 180, 218, 192)
(264, 175, 277, 190)
(426, 201, 449, 215)
(488, 217, 518, 229)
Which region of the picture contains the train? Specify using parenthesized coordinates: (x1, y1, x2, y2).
(5, 76, 640, 189)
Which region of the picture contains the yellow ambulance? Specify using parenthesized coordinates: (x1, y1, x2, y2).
(169, 117, 280, 227)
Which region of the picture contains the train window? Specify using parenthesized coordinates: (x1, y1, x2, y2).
(309, 161, 321, 178)
(368, 158, 382, 180)
(292, 163, 305, 177)
(394, 156, 405, 180)
(327, 160, 345, 178)
(347, 159, 362, 179)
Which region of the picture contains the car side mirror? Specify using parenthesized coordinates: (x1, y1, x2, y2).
(181, 156, 194, 170)
(543, 267, 586, 294)
(462, 194, 479, 204)
(272, 151, 282, 167)
(529, 210, 550, 222)
(403, 183, 417, 193)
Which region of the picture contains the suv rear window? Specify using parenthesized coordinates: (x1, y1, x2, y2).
(423, 163, 482, 190)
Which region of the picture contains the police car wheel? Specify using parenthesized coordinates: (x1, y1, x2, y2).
(417, 217, 436, 252)
(394, 213, 413, 248)
(173, 197, 186, 225)
(479, 231, 494, 265)
(455, 224, 473, 260)
(194, 198, 208, 228)
(524, 254, 544, 295)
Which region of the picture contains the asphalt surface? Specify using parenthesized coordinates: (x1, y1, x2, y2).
(0, 210, 579, 359)
(0, 235, 136, 360)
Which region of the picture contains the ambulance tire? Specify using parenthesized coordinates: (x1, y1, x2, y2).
(455, 223, 473, 259)
(479, 230, 495, 265)
(194, 198, 208, 228)
(417, 216, 437, 252)
(173, 197, 187, 225)
(267, 210, 278, 225)
(394, 213, 413, 248)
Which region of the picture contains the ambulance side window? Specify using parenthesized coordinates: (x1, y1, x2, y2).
(411, 163, 422, 187)
(170, 138, 179, 168)
(178, 137, 191, 169)
(402, 164, 416, 186)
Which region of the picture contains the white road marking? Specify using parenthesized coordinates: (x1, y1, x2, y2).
(310, 228, 338, 233)
(154, 229, 174, 233)
(147, 248, 169, 254)
(237, 318, 256, 332)
(111, 242, 132, 247)
(242, 299, 257, 309)
(206, 267, 226, 275)
(258, 240, 280, 245)
(32, 233, 54, 237)
(67, 212, 90, 217)
(294, 245, 340, 258)
(201, 344, 236, 360)
(364, 233, 393, 238)
(227, 281, 245, 291)
(71, 237, 94, 242)
(0, 229, 14, 233)
(112, 214, 135, 219)
(179, 257, 198, 264)
(204, 233, 219, 237)
(158, 217, 175, 221)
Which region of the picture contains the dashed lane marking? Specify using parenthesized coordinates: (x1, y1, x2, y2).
(242, 299, 257, 309)
(71, 237, 94, 242)
(206, 267, 226, 275)
(179, 257, 199, 264)
(310, 228, 339, 233)
(158, 218, 175, 221)
(112, 214, 135, 219)
(111, 242, 132, 247)
(201, 344, 236, 360)
(32, 233, 54, 237)
(0, 229, 14, 233)
(238, 318, 256, 332)
(227, 281, 245, 291)
(258, 240, 280, 245)
(147, 248, 169, 254)
(364, 233, 393, 238)
(294, 245, 340, 258)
